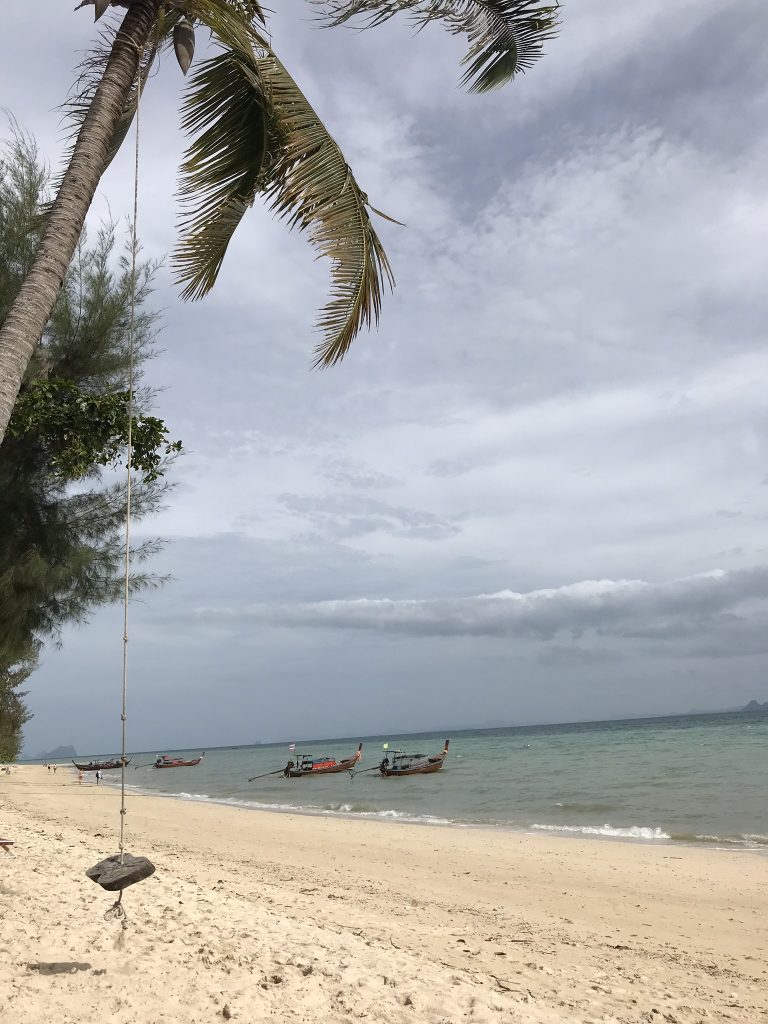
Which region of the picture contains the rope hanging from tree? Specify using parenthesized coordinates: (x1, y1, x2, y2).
(86, 45, 155, 928)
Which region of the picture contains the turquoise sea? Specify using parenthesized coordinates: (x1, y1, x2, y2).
(87, 711, 768, 848)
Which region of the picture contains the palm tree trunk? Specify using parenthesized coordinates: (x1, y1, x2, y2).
(0, 0, 160, 443)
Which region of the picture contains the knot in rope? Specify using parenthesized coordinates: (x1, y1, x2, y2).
(104, 891, 126, 923)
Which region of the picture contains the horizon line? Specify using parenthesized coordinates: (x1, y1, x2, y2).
(22, 704, 768, 760)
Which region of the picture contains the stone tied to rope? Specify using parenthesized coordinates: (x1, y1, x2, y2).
(86, 853, 156, 892)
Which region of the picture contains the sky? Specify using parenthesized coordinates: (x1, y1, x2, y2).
(3, 1, 767, 756)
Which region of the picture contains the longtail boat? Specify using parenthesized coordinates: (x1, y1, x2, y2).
(378, 740, 449, 777)
(285, 743, 363, 778)
(73, 757, 131, 772)
(153, 752, 205, 769)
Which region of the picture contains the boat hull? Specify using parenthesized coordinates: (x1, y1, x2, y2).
(286, 744, 363, 778)
(73, 759, 130, 772)
(287, 758, 356, 778)
(153, 754, 204, 769)
(379, 740, 449, 778)
(379, 757, 445, 777)
(153, 759, 203, 769)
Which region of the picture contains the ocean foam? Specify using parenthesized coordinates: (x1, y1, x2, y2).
(118, 781, 461, 827)
(531, 822, 671, 841)
(110, 779, 756, 848)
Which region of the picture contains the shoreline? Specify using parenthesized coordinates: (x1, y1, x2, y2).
(105, 772, 768, 855)
(3, 765, 768, 1023)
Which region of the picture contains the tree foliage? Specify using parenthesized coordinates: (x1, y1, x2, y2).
(0, 659, 33, 763)
(0, 130, 176, 757)
(9, 380, 182, 482)
(66, 0, 559, 365)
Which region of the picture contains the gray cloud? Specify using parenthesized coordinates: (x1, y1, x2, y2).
(277, 492, 463, 541)
(200, 567, 768, 646)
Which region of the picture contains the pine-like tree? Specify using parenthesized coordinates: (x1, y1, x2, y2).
(0, 129, 176, 758)
(0, 659, 33, 762)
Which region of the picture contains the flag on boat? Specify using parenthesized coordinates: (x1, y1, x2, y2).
(382, 743, 389, 750)
(288, 743, 296, 752)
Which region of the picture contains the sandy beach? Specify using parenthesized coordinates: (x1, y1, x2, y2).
(1, 766, 766, 1023)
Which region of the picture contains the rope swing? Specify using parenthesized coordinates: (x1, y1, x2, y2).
(86, 50, 155, 928)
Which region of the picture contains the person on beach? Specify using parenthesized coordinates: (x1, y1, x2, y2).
(78, 770, 83, 785)
(95, 769, 102, 786)
(46, 764, 50, 772)
(52, 765, 57, 774)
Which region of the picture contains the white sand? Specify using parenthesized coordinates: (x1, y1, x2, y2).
(2, 765, 766, 1023)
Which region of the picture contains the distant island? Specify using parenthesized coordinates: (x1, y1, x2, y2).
(35, 745, 77, 761)
(742, 700, 768, 712)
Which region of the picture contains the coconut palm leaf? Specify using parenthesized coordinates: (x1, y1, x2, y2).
(318, 0, 560, 92)
(177, 0, 270, 53)
(181, 0, 267, 26)
(173, 49, 273, 300)
(257, 53, 394, 366)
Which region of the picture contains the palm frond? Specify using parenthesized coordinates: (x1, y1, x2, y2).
(317, 0, 560, 92)
(175, 0, 268, 26)
(176, 0, 270, 52)
(216, 0, 267, 24)
(257, 53, 394, 366)
(172, 49, 272, 300)
(171, 2, 393, 360)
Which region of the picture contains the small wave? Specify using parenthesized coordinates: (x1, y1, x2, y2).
(324, 802, 376, 814)
(120, 783, 461, 826)
(105, 779, 767, 849)
(554, 802, 619, 813)
(670, 831, 768, 849)
(532, 822, 671, 841)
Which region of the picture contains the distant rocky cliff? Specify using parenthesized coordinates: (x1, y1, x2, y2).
(35, 745, 77, 760)
(742, 700, 768, 712)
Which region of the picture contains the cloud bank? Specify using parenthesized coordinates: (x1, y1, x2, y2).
(201, 567, 768, 643)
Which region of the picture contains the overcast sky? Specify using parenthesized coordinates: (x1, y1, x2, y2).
(3, 1, 767, 756)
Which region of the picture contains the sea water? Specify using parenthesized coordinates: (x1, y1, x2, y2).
(95, 712, 768, 848)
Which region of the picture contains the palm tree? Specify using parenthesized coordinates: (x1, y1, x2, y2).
(0, 0, 559, 441)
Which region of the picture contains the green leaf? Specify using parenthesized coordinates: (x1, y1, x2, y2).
(317, 0, 560, 92)
(176, 0, 270, 53)
(172, 49, 270, 301)
(257, 53, 395, 366)
(8, 379, 181, 482)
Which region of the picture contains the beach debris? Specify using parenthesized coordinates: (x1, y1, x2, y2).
(28, 961, 91, 975)
(222, 1005, 232, 1020)
(491, 975, 520, 993)
(86, 853, 156, 891)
